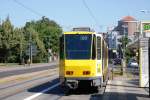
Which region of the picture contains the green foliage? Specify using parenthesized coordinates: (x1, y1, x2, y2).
(125, 48, 135, 63)
(118, 35, 134, 63)
(0, 16, 62, 63)
(118, 36, 131, 48)
(24, 17, 62, 62)
(0, 17, 18, 62)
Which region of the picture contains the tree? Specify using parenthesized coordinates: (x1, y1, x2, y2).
(0, 16, 62, 63)
(125, 48, 135, 63)
(13, 28, 27, 64)
(118, 36, 131, 48)
(35, 17, 62, 53)
(0, 17, 13, 62)
(0, 17, 28, 63)
(118, 35, 133, 63)
(24, 17, 62, 62)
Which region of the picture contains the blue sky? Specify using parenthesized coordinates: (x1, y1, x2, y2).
(0, 0, 150, 32)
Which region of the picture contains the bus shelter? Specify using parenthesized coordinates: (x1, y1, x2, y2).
(128, 21, 150, 88)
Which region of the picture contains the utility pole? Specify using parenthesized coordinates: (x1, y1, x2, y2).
(29, 32, 32, 66)
(122, 24, 127, 59)
(20, 31, 23, 65)
(122, 24, 127, 75)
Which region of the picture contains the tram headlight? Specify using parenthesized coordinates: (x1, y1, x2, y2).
(83, 71, 91, 75)
(66, 71, 73, 75)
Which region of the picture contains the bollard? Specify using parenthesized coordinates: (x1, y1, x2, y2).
(111, 68, 113, 80)
(121, 59, 126, 75)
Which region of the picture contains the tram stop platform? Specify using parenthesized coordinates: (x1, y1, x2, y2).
(102, 76, 149, 100)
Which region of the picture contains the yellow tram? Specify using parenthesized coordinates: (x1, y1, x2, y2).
(59, 27, 108, 89)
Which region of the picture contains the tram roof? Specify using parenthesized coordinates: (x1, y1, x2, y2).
(64, 31, 95, 34)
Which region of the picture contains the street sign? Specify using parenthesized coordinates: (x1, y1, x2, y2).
(143, 24, 150, 30)
(113, 50, 117, 53)
(25, 44, 38, 56)
(141, 21, 150, 37)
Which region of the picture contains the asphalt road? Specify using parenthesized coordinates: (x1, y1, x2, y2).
(1, 63, 147, 100)
(0, 62, 58, 78)
(0, 67, 105, 100)
(2, 63, 143, 100)
(1, 79, 105, 100)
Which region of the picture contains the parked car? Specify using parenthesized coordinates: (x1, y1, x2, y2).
(113, 58, 122, 65)
(127, 59, 138, 68)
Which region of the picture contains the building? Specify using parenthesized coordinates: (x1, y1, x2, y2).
(107, 26, 119, 59)
(107, 16, 149, 88)
(108, 31, 117, 49)
(114, 16, 139, 41)
(107, 16, 139, 59)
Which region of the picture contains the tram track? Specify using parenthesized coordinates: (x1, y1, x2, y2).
(0, 68, 58, 100)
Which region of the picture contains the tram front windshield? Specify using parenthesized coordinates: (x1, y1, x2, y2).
(65, 34, 92, 59)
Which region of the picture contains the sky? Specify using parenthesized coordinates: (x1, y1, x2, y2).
(0, 0, 150, 32)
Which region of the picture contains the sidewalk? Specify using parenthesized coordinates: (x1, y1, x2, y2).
(103, 76, 149, 100)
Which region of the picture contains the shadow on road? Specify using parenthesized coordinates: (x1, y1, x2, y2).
(103, 92, 149, 100)
(90, 94, 103, 100)
(67, 86, 99, 95)
(27, 78, 105, 97)
(27, 78, 62, 94)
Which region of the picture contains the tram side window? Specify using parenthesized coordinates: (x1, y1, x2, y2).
(92, 35, 96, 59)
(97, 37, 101, 60)
(59, 35, 64, 59)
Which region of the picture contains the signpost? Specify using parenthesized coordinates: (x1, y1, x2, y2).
(26, 44, 38, 56)
(139, 21, 150, 96)
(26, 43, 38, 66)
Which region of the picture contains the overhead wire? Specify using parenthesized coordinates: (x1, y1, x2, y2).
(13, 0, 72, 30)
(13, 0, 102, 30)
(13, 0, 43, 17)
(82, 0, 103, 30)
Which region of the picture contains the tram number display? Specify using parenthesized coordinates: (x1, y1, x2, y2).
(80, 36, 88, 40)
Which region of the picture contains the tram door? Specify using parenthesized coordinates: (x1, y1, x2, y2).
(96, 36, 101, 76)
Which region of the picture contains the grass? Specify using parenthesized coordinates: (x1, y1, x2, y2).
(0, 76, 30, 84)
(0, 63, 22, 67)
(0, 63, 45, 67)
(0, 68, 58, 84)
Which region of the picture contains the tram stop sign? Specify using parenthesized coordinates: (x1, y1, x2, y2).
(143, 24, 150, 30)
(143, 24, 150, 37)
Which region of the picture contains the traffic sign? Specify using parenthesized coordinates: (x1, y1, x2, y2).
(25, 44, 38, 56)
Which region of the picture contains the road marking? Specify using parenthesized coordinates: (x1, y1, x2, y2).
(24, 82, 60, 100)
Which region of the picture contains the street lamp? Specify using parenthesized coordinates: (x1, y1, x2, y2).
(140, 10, 150, 13)
(121, 24, 128, 75)
(122, 25, 128, 59)
(29, 32, 32, 66)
